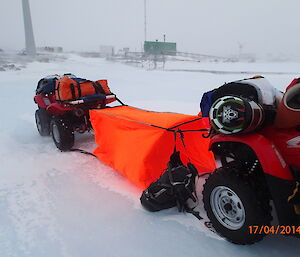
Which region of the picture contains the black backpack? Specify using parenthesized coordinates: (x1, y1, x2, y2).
(36, 77, 57, 95)
(212, 81, 260, 103)
(140, 151, 198, 212)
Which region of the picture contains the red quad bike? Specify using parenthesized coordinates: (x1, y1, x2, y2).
(34, 74, 120, 151)
(202, 77, 300, 244)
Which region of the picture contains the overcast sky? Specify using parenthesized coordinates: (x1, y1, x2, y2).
(1, 0, 300, 58)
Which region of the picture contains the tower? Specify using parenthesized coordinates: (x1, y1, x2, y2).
(22, 0, 36, 56)
(144, 0, 147, 42)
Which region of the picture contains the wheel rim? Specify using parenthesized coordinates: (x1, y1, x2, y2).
(210, 186, 245, 230)
(52, 123, 61, 143)
(36, 113, 42, 132)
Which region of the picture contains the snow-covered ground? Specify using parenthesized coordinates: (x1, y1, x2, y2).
(0, 54, 299, 257)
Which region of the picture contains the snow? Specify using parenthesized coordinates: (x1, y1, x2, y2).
(0, 54, 299, 257)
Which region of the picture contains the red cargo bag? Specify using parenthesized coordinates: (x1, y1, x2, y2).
(90, 106, 215, 189)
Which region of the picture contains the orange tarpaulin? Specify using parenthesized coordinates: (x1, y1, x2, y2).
(90, 106, 215, 189)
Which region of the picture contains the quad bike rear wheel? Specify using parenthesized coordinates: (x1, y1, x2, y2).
(203, 168, 272, 244)
(50, 117, 74, 151)
(35, 108, 50, 136)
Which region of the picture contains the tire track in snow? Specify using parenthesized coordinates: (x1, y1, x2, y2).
(0, 133, 71, 257)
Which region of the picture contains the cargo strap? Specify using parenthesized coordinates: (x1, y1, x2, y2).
(70, 83, 76, 100)
(76, 82, 82, 98)
(91, 81, 107, 95)
(171, 132, 210, 221)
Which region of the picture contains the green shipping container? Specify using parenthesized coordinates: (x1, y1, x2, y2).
(144, 41, 177, 55)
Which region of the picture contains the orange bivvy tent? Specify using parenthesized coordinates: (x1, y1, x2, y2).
(90, 106, 215, 189)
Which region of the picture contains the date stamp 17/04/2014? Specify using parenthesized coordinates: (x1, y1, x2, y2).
(249, 225, 300, 235)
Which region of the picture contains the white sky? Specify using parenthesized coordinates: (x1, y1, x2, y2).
(1, 0, 300, 57)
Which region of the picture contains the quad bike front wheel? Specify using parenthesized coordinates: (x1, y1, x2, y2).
(35, 108, 51, 136)
(203, 168, 272, 244)
(50, 117, 74, 151)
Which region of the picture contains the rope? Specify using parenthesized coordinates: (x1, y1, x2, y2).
(184, 206, 203, 220)
(116, 97, 126, 106)
(93, 107, 208, 134)
(168, 117, 203, 130)
(69, 148, 97, 158)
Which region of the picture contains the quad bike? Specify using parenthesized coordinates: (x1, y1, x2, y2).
(202, 77, 300, 244)
(34, 74, 121, 151)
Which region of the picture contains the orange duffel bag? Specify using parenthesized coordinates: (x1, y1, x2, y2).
(55, 76, 112, 101)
